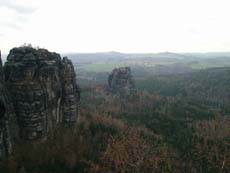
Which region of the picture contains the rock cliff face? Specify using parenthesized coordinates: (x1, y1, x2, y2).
(61, 57, 80, 127)
(0, 47, 80, 158)
(0, 51, 14, 159)
(108, 67, 136, 95)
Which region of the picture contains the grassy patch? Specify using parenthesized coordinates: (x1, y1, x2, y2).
(84, 62, 127, 72)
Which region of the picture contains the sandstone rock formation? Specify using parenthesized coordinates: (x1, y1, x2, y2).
(0, 51, 14, 159)
(4, 47, 80, 140)
(61, 57, 80, 127)
(108, 67, 136, 95)
(0, 47, 80, 158)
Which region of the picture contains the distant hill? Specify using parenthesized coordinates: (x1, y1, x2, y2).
(64, 51, 230, 64)
(184, 52, 230, 58)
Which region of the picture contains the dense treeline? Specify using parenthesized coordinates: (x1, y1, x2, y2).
(81, 89, 229, 173)
(138, 67, 230, 114)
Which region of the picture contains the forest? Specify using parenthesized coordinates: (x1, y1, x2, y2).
(1, 62, 229, 173)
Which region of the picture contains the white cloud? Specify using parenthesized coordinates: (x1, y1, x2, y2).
(1, 0, 230, 54)
(0, 0, 37, 14)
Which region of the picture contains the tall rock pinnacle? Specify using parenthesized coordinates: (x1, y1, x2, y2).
(108, 67, 136, 95)
(3, 46, 80, 140)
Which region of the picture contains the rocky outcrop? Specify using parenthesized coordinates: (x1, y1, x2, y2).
(0, 51, 15, 159)
(108, 67, 136, 95)
(61, 57, 80, 127)
(0, 46, 80, 143)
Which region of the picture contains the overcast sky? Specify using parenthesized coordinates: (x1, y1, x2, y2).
(1, 0, 230, 54)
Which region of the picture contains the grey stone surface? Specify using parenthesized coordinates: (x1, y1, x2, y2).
(0, 47, 80, 158)
(0, 52, 14, 159)
(108, 67, 136, 95)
